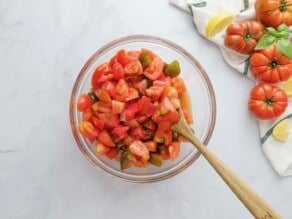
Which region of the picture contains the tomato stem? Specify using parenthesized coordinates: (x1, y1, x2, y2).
(244, 31, 252, 43)
(279, 0, 288, 11)
(264, 97, 275, 106)
(269, 59, 278, 68)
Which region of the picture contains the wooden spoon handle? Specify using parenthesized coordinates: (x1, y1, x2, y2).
(186, 132, 282, 218)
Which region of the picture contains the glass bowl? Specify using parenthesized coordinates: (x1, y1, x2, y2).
(69, 35, 216, 183)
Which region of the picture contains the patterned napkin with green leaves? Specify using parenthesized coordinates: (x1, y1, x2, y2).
(170, 0, 292, 176)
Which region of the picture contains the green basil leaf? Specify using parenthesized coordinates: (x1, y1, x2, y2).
(255, 34, 276, 50)
(277, 24, 288, 32)
(277, 30, 289, 39)
(277, 39, 292, 58)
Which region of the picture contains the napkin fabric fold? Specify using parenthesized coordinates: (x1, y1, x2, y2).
(170, 0, 292, 177)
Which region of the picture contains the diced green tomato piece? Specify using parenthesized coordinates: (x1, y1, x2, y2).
(139, 53, 152, 69)
(120, 149, 133, 170)
(124, 60, 143, 75)
(77, 94, 93, 112)
(98, 130, 115, 147)
(95, 89, 111, 103)
(172, 131, 179, 142)
(106, 148, 119, 159)
(163, 60, 180, 77)
(112, 100, 125, 114)
(149, 153, 163, 167)
(96, 142, 110, 155)
(145, 141, 157, 152)
(140, 48, 156, 59)
(129, 140, 150, 161)
(88, 92, 98, 102)
(168, 142, 180, 160)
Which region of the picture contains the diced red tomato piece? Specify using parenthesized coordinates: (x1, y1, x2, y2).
(95, 89, 111, 103)
(127, 50, 141, 61)
(161, 111, 180, 124)
(160, 96, 176, 115)
(77, 94, 93, 112)
(91, 116, 105, 130)
(144, 141, 157, 152)
(78, 121, 98, 141)
(157, 121, 171, 131)
(109, 55, 118, 68)
(143, 57, 164, 80)
(116, 49, 129, 66)
(129, 126, 146, 140)
(163, 85, 178, 98)
(82, 109, 93, 121)
(145, 85, 164, 100)
(91, 63, 111, 87)
(120, 102, 138, 122)
(116, 79, 129, 101)
(168, 142, 180, 160)
(101, 81, 117, 98)
(112, 100, 125, 114)
(96, 142, 110, 155)
(135, 114, 148, 123)
(98, 130, 115, 147)
(125, 87, 139, 101)
(97, 113, 119, 129)
(112, 62, 125, 81)
(171, 77, 186, 94)
(92, 102, 112, 113)
(112, 125, 129, 139)
(124, 60, 143, 75)
(106, 148, 119, 159)
(159, 145, 170, 160)
(137, 96, 157, 117)
(154, 129, 172, 145)
(129, 140, 150, 161)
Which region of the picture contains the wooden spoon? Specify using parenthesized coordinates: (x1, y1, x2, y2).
(171, 108, 282, 219)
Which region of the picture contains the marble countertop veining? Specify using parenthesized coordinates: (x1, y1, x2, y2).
(1, 0, 292, 218)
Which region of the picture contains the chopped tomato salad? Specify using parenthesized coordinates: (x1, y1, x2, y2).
(77, 48, 193, 170)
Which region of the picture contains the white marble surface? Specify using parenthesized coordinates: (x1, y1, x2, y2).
(1, 0, 292, 218)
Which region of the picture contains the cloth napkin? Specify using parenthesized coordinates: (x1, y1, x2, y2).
(170, 0, 292, 176)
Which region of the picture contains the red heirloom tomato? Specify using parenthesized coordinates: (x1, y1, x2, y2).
(224, 21, 265, 54)
(248, 83, 288, 120)
(255, 0, 292, 28)
(250, 46, 292, 83)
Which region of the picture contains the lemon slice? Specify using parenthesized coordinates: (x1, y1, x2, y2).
(272, 119, 289, 142)
(283, 77, 292, 97)
(205, 11, 235, 39)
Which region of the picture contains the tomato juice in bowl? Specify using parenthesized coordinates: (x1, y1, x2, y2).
(69, 35, 216, 182)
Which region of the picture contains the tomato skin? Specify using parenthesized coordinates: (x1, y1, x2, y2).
(91, 63, 111, 87)
(143, 57, 164, 80)
(248, 83, 288, 119)
(78, 121, 98, 141)
(224, 21, 265, 54)
(116, 49, 129, 66)
(255, 0, 292, 28)
(112, 63, 125, 81)
(77, 94, 93, 111)
(250, 46, 292, 83)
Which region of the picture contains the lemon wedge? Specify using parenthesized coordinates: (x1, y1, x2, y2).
(205, 11, 235, 39)
(272, 119, 289, 142)
(283, 77, 292, 97)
